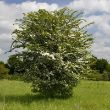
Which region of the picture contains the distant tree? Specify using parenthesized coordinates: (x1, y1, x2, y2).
(0, 61, 4, 65)
(0, 63, 9, 79)
(7, 55, 24, 74)
(106, 64, 110, 72)
(105, 64, 110, 80)
(10, 8, 93, 97)
(96, 59, 108, 73)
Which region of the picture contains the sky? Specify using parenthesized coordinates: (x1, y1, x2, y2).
(0, 0, 110, 62)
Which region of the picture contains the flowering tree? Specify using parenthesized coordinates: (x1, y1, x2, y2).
(11, 8, 93, 97)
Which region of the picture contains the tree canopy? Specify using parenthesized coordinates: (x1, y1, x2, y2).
(7, 55, 24, 74)
(96, 59, 108, 73)
(11, 8, 93, 97)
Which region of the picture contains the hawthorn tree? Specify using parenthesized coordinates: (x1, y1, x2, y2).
(11, 8, 93, 97)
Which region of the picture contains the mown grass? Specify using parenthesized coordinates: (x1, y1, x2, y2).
(0, 79, 109, 110)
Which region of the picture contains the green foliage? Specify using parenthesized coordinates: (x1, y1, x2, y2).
(11, 8, 93, 97)
(0, 61, 4, 65)
(106, 64, 110, 72)
(7, 55, 25, 75)
(84, 70, 109, 81)
(96, 59, 108, 73)
(89, 55, 97, 70)
(87, 57, 110, 81)
(0, 63, 9, 79)
(106, 64, 110, 80)
(102, 71, 109, 81)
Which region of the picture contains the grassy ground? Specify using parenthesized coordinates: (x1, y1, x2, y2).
(0, 80, 109, 110)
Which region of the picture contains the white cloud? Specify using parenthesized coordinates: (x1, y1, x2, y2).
(0, 1, 59, 61)
(68, 0, 110, 14)
(0, 49, 3, 55)
(0, 20, 14, 34)
(68, 0, 110, 61)
(85, 14, 110, 35)
(20, 2, 58, 12)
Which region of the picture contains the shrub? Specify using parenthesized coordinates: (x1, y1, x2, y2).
(102, 71, 109, 81)
(10, 8, 93, 98)
(0, 64, 9, 79)
(7, 55, 25, 75)
(83, 70, 109, 81)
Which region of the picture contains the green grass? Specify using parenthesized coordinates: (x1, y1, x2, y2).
(0, 79, 109, 110)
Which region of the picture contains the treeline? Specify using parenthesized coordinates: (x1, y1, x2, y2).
(0, 55, 25, 80)
(0, 61, 9, 79)
(0, 55, 110, 81)
(84, 56, 110, 81)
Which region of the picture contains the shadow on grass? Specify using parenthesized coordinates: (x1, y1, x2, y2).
(0, 94, 70, 104)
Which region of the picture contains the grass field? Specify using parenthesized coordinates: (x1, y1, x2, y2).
(0, 80, 109, 110)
